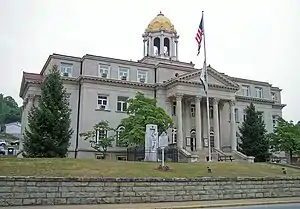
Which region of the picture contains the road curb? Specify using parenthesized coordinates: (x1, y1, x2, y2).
(155, 200, 300, 209)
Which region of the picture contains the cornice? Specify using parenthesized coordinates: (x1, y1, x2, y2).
(83, 54, 155, 69)
(272, 103, 286, 109)
(156, 63, 195, 72)
(271, 86, 282, 92)
(235, 95, 275, 105)
(139, 56, 195, 68)
(78, 76, 156, 89)
(229, 76, 272, 87)
(40, 53, 81, 75)
(165, 80, 238, 92)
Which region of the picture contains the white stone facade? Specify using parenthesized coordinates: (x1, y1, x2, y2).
(19, 13, 286, 160)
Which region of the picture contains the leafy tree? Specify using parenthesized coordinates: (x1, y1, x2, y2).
(239, 103, 269, 162)
(267, 117, 300, 163)
(120, 92, 173, 146)
(23, 65, 73, 157)
(0, 93, 21, 131)
(80, 121, 114, 158)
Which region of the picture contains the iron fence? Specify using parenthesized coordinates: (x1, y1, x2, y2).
(127, 145, 178, 162)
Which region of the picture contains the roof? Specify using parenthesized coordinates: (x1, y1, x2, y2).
(145, 12, 175, 32)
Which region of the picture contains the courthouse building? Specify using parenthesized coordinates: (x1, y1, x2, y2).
(19, 12, 286, 161)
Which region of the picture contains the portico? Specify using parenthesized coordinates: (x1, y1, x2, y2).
(167, 93, 237, 153)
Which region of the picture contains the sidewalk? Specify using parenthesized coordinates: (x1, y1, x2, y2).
(5, 197, 300, 209)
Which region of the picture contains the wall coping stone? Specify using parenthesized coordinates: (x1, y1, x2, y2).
(0, 176, 299, 182)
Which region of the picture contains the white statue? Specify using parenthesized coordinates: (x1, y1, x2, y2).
(144, 124, 158, 162)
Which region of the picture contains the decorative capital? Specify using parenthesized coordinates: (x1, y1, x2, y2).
(195, 96, 202, 102)
(27, 94, 35, 101)
(229, 100, 235, 106)
(213, 98, 220, 105)
(175, 93, 183, 101)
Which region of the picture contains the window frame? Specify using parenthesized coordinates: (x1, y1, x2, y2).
(255, 87, 263, 98)
(190, 104, 195, 117)
(97, 94, 109, 110)
(116, 125, 125, 147)
(234, 108, 239, 122)
(96, 129, 107, 144)
(242, 85, 250, 97)
(116, 96, 128, 112)
(137, 70, 148, 83)
(98, 64, 110, 78)
(118, 67, 129, 81)
(60, 62, 73, 77)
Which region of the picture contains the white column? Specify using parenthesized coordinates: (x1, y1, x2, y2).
(213, 98, 220, 150)
(170, 37, 174, 58)
(229, 100, 237, 151)
(176, 94, 183, 149)
(149, 35, 153, 56)
(175, 40, 178, 60)
(143, 40, 146, 56)
(195, 96, 202, 151)
(160, 35, 164, 55)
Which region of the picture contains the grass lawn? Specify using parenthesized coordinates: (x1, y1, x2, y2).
(0, 158, 299, 178)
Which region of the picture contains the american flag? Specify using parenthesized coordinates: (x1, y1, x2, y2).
(195, 14, 204, 56)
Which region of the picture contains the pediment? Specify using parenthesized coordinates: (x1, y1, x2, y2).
(177, 67, 238, 88)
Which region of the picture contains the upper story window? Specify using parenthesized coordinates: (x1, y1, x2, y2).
(255, 87, 263, 98)
(234, 108, 239, 122)
(117, 96, 128, 112)
(97, 94, 108, 110)
(118, 67, 129, 81)
(60, 63, 73, 77)
(172, 102, 176, 116)
(271, 92, 277, 101)
(98, 64, 110, 78)
(190, 104, 195, 117)
(242, 85, 250, 97)
(137, 70, 147, 83)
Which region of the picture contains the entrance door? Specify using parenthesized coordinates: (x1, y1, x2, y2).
(190, 129, 196, 151)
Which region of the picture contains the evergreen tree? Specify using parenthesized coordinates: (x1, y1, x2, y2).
(23, 65, 73, 157)
(239, 103, 269, 162)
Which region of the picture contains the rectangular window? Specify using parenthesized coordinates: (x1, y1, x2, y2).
(172, 128, 177, 143)
(234, 108, 239, 122)
(172, 102, 176, 116)
(257, 111, 264, 121)
(117, 96, 128, 112)
(209, 106, 213, 118)
(60, 63, 73, 77)
(242, 85, 250, 96)
(137, 70, 147, 83)
(118, 67, 129, 80)
(190, 104, 195, 117)
(96, 129, 107, 143)
(255, 87, 263, 98)
(97, 95, 108, 110)
(271, 92, 277, 101)
(98, 64, 110, 78)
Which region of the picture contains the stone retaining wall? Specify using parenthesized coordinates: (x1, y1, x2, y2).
(1, 176, 300, 206)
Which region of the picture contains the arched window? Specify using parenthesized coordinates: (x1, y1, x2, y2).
(164, 38, 170, 56)
(154, 37, 160, 55)
(116, 125, 125, 147)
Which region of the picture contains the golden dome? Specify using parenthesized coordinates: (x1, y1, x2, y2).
(146, 12, 175, 32)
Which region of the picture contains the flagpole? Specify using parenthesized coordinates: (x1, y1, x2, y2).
(202, 11, 212, 162)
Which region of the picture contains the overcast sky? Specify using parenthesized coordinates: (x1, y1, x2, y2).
(0, 0, 299, 122)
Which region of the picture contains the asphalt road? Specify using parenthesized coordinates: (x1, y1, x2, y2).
(214, 203, 300, 209)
